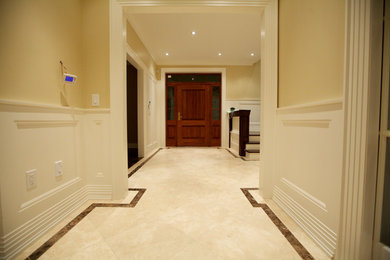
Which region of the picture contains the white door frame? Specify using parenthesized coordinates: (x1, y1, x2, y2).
(159, 68, 227, 148)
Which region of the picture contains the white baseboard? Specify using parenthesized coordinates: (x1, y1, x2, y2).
(280, 178, 327, 212)
(19, 177, 82, 213)
(273, 185, 337, 258)
(0, 184, 112, 260)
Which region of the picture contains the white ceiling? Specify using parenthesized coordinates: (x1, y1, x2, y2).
(125, 9, 263, 66)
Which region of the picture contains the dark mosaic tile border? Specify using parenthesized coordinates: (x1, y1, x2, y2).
(26, 148, 164, 259)
(26, 188, 146, 260)
(240, 188, 315, 260)
(219, 147, 246, 161)
(128, 148, 163, 178)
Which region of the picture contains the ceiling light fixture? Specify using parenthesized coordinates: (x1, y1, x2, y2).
(218, 52, 222, 56)
(250, 53, 255, 56)
(165, 52, 169, 56)
(192, 31, 196, 35)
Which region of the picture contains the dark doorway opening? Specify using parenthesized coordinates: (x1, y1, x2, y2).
(127, 61, 142, 168)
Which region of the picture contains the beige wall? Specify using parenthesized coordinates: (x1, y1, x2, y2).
(278, 0, 345, 107)
(81, 0, 110, 108)
(126, 21, 157, 77)
(157, 62, 261, 101)
(0, 0, 110, 108)
(226, 61, 260, 100)
(0, 0, 83, 107)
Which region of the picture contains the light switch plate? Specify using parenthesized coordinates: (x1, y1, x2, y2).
(26, 169, 37, 189)
(92, 94, 100, 106)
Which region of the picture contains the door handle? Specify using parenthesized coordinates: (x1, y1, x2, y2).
(178, 112, 181, 121)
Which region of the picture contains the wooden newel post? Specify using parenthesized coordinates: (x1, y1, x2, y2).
(229, 110, 251, 156)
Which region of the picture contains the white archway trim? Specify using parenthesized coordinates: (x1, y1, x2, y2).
(259, 0, 278, 199)
(109, 0, 273, 201)
(336, 0, 384, 259)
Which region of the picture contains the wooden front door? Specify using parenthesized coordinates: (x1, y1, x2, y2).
(166, 74, 221, 147)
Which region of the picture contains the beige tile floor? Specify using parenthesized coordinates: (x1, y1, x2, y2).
(16, 148, 330, 260)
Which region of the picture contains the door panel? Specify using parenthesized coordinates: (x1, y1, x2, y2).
(167, 125, 176, 138)
(177, 85, 209, 146)
(182, 125, 206, 139)
(182, 89, 206, 120)
(211, 126, 220, 138)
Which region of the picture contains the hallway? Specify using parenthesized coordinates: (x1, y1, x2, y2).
(18, 148, 328, 260)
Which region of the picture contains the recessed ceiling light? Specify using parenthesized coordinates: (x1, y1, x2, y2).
(165, 52, 169, 56)
(218, 52, 222, 56)
(191, 31, 196, 35)
(250, 53, 255, 56)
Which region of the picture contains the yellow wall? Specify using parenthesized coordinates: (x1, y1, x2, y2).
(126, 21, 157, 77)
(0, 0, 83, 107)
(278, 0, 345, 107)
(226, 61, 260, 100)
(157, 62, 261, 101)
(81, 0, 110, 108)
(0, 0, 110, 108)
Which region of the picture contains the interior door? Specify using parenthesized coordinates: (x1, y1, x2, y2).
(177, 84, 209, 146)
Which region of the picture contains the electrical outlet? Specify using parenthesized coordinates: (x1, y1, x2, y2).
(26, 169, 37, 189)
(55, 160, 63, 177)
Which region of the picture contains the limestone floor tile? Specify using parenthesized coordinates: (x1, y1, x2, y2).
(39, 218, 105, 259)
(13, 200, 101, 260)
(18, 148, 326, 260)
(66, 241, 117, 260)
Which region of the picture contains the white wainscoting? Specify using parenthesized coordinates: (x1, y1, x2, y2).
(225, 100, 260, 132)
(0, 185, 112, 260)
(273, 98, 343, 258)
(0, 100, 112, 260)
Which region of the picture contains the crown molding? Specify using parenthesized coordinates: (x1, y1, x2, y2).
(118, 0, 270, 7)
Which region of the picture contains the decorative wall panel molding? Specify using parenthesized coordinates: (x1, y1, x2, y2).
(273, 186, 337, 257)
(281, 119, 331, 128)
(0, 99, 110, 114)
(276, 98, 343, 114)
(14, 120, 79, 129)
